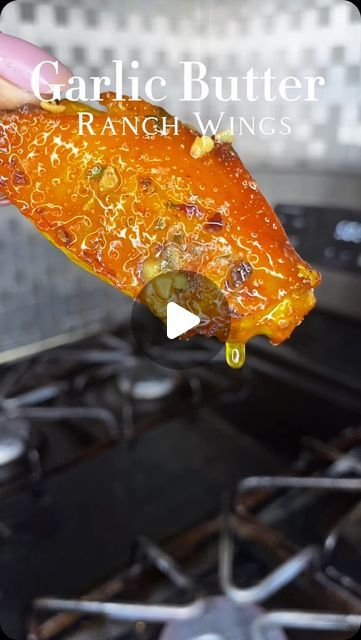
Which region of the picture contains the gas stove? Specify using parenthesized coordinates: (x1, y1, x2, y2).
(0, 316, 360, 640)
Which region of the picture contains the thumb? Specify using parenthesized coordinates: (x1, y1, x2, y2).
(0, 32, 73, 110)
(0, 33, 73, 205)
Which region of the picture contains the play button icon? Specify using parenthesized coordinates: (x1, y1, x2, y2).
(166, 302, 200, 339)
(131, 270, 231, 370)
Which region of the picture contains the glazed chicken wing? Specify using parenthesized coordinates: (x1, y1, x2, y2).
(0, 94, 320, 367)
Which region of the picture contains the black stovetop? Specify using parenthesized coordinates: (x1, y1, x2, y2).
(0, 311, 360, 640)
(0, 408, 283, 638)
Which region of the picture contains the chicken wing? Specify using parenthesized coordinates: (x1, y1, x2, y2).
(0, 94, 320, 367)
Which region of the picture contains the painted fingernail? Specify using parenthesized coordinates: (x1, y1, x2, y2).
(0, 194, 10, 206)
(0, 33, 73, 94)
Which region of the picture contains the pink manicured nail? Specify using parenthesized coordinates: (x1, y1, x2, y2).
(0, 33, 73, 94)
(0, 195, 10, 206)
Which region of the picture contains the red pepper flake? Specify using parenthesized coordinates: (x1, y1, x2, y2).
(34, 205, 62, 221)
(139, 176, 155, 193)
(34, 207, 47, 218)
(228, 261, 253, 288)
(204, 212, 224, 232)
(215, 142, 236, 162)
(82, 248, 103, 272)
(55, 226, 75, 246)
(12, 170, 29, 185)
(18, 103, 42, 114)
(182, 203, 203, 218)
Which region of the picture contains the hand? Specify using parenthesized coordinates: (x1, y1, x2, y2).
(0, 32, 72, 205)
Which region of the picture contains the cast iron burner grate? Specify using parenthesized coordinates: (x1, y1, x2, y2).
(28, 461, 361, 640)
(0, 331, 248, 502)
(1, 331, 361, 640)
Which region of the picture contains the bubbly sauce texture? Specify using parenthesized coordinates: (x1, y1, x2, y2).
(0, 94, 321, 366)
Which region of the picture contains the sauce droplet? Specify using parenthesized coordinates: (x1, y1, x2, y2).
(225, 342, 246, 369)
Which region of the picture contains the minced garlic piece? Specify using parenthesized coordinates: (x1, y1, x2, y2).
(142, 256, 162, 282)
(215, 129, 234, 144)
(153, 274, 173, 300)
(40, 100, 66, 114)
(190, 135, 214, 159)
(99, 165, 119, 193)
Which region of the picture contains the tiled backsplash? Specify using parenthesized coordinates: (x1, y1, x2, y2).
(1, 0, 360, 170)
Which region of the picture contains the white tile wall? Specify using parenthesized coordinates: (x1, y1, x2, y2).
(1, 0, 360, 170)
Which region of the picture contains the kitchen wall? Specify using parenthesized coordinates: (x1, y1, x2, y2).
(2, 0, 360, 170)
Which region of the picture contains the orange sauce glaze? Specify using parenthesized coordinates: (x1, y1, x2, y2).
(0, 93, 321, 355)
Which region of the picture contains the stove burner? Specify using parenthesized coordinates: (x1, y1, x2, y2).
(0, 419, 31, 485)
(1, 328, 360, 640)
(159, 597, 286, 640)
(31, 469, 361, 640)
(0, 435, 26, 466)
(118, 361, 180, 401)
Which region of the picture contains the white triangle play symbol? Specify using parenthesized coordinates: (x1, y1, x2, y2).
(166, 302, 200, 340)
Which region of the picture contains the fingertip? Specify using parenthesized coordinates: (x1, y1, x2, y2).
(0, 33, 73, 94)
(0, 196, 11, 207)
